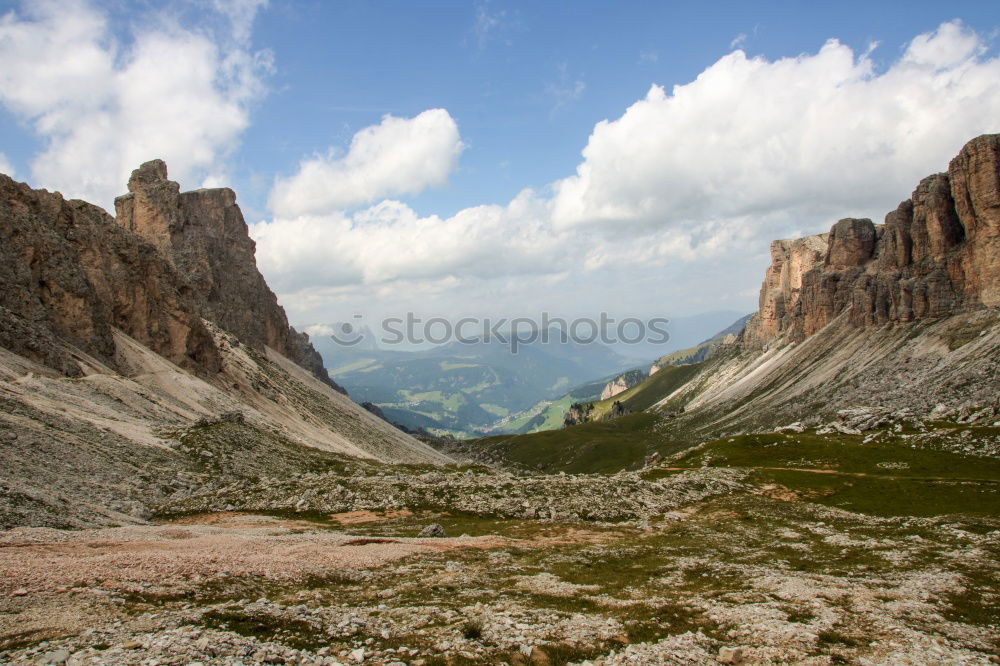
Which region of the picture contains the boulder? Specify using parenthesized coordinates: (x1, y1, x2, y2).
(718, 645, 745, 664)
(418, 523, 446, 538)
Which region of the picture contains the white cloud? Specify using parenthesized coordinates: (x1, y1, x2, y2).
(256, 20, 1000, 325)
(267, 109, 464, 218)
(303, 323, 335, 338)
(730, 33, 747, 49)
(0, 152, 14, 177)
(0, 0, 270, 210)
(254, 188, 565, 293)
(902, 19, 983, 67)
(550, 20, 1000, 234)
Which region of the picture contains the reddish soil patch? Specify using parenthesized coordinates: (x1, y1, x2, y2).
(0, 521, 505, 599)
(343, 538, 401, 546)
(328, 509, 414, 525)
(159, 512, 319, 529)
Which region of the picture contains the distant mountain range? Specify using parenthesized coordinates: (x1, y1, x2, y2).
(315, 332, 636, 437)
(492, 313, 753, 436)
(314, 311, 751, 437)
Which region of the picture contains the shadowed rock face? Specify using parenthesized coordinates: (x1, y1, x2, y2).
(0, 160, 340, 393)
(0, 173, 220, 376)
(826, 218, 876, 268)
(115, 160, 343, 392)
(745, 134, 1000, 345)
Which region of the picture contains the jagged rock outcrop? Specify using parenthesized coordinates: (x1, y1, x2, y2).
(950, 133, 1000, 306)
(115, 160, 343, 392)
(608, 399, 629, 419)
(563, 402, 594, 427)
(742, 234, 827, 344)
(599, 369, 646, 400)
(0, 164, 449, 528)
(0, 174, 220, 376)
(0, 160, 341, 393)
(745, 134, 1000, 345)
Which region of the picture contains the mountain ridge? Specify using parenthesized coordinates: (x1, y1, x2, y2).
(0, 160, 449, 527)
(449, 134, 1000, 472)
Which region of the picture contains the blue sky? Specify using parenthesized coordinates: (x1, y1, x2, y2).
(1, 1, 999, 334)
(238, 0, 1000, 219)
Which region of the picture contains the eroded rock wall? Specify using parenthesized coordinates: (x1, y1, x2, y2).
(1, 160, 341, 393)
(115, 160, 343, 392)
(0, 174, 219, 376)
(745, 134, 1000, 345)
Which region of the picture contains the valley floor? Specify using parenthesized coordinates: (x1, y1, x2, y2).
(2, 425, 999, 665)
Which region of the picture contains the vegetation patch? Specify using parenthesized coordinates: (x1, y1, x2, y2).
(201, 610, 326, 651)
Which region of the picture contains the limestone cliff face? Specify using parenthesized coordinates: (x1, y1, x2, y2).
(0, 174, 220, 376)
(950, 133, 1000, 306)
(745, 134, 1000, 345)
(115, 160, 343, 392)
(0, 160, 341, 394)
(744, 234, 827, 343)
(599, 369, 646, 401)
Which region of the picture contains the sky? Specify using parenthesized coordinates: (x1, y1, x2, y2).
(1, 0, 999, 340)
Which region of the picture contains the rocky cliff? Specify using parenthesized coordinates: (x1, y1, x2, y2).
(599, 369, 646, 400)
(115, 160, 341, 391)
(744, 134, 1000, 345)
(0, 174, 221, 377)
(0, 163, 448, 527)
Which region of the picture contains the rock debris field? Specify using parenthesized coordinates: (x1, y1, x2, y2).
(2, 424, 999, 665)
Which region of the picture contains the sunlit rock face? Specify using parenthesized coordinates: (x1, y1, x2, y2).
(744, 134, 1000, 346)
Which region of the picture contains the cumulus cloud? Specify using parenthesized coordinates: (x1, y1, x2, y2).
(268, 109, 464, 218)
(0, 0, 270, 209)
(551, 20, 1000, 235)
(255, 19, 1000, 325)
(255, 188, 563, 293)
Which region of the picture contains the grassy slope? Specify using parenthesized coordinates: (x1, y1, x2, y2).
(456, 364, 720, 473)
(498, 378, 608, 434)
(464, 412, 681, 474)
(660, 425, 1000, 517)
(604, 361, 704, 413)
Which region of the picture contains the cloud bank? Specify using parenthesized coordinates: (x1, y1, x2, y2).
(551, 21, 999, 231)
(0, 0, 270, 209)
(253, 20, 1000, 321)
